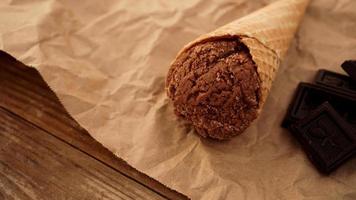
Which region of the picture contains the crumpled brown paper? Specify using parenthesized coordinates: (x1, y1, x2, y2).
(1, 0, 355, 199)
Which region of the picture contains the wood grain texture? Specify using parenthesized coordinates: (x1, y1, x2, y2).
(0, 50, 189, 200)
(0, 107, 165, 200)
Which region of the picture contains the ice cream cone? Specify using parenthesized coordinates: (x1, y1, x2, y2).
(166, 0, 310, 139)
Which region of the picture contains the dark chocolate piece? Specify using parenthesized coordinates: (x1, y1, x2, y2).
(290, 102, 356, 174)
(314, 69, 356, 97)
(282, 83, 356, 129)
(342, 60, 356, 80)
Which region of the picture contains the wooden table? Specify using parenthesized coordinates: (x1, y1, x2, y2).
(0, 51, 188, 200)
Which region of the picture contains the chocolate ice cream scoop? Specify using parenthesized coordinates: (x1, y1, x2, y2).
(166, 39, 261, 140)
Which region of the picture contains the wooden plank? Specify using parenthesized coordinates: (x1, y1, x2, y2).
(0, 50, 189, 200)
(0, 107, 166, 200)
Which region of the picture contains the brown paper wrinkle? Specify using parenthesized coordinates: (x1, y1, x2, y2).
(1, 0, 356, 199)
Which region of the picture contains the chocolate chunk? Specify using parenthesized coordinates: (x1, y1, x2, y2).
(282, 83, 356, 129)
(314, 69, 356, 98)
(342, 60, 356, 80)
(290, 102, 356, 174)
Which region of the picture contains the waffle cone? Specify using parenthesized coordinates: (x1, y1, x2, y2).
(171, 0, 310, 111)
